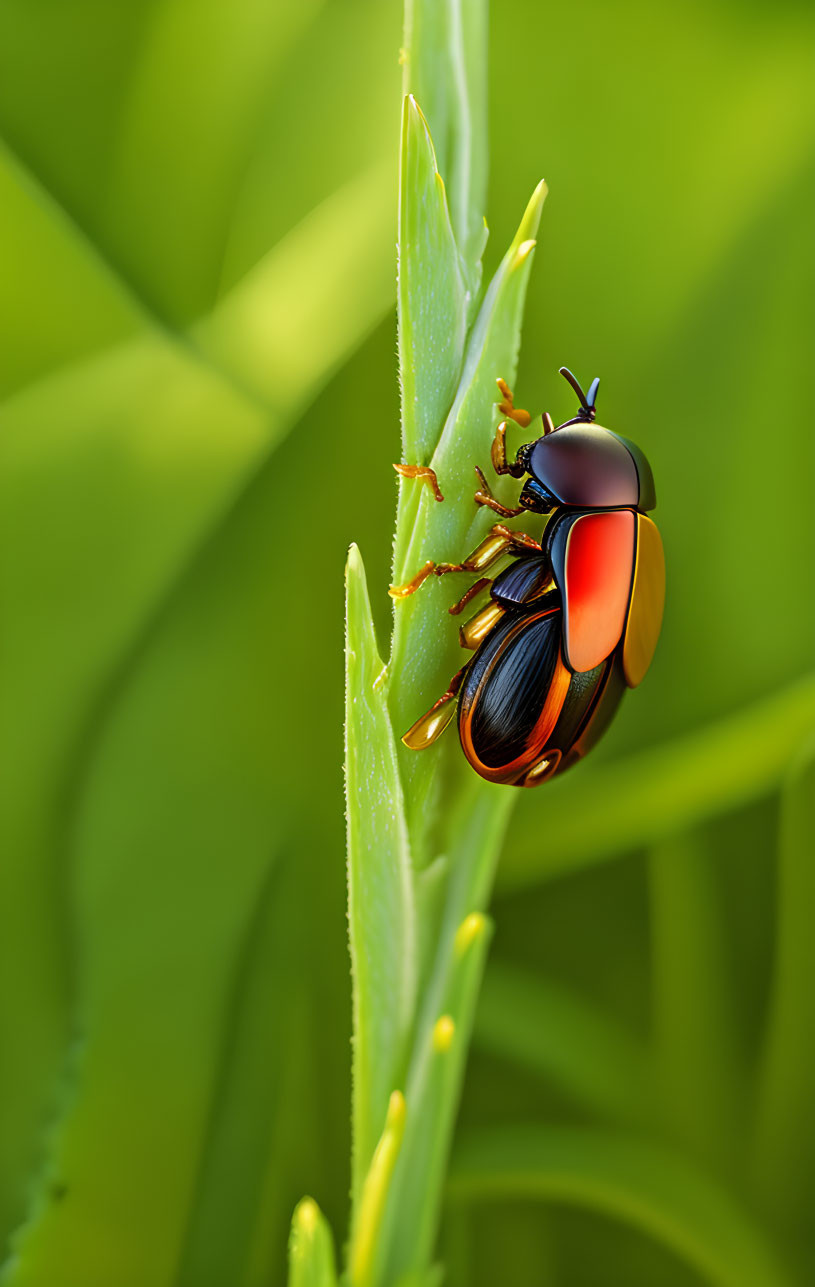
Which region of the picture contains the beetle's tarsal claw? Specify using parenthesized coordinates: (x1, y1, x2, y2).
(496, 377, 531, 427)
(459, 601, 505, 649)
(393, 462, 444, 502)
(402, 692, 458, 750)
(474, 465, 524, 517)
(389, 560, 435, 599)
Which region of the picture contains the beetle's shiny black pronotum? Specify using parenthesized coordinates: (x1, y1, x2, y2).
(390, 368, 665, 787)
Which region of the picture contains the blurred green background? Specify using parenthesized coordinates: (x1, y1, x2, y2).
(0, 1, 813, 1284)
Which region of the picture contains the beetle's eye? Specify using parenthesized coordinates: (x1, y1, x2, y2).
(516, 442, 533, 473)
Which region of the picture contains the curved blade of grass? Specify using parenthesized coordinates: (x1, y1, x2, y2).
(753, 734, 815, 1237)
(0, 139, 142, 398)
(192, 163, 393, 412)
(100, 0, 327, 323)
(288, 1198, 338, 1287)
(346, 547, 417, 1208)
(649, 832, 740, 1171)
(450, 1126, 792, 1287)
(474, 960, 655, 1125)
(0, 159, 395, 1256)
(499, 672, 815, 890)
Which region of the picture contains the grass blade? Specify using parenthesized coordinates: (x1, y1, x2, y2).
(382, 914, 493, 1282)
(649, 833, 740, 1172)
(402, 0, 488, 288)
(474, 961, 655, 1125)
(193, 164, 393, 414)
(349, 1092, 407, 1287)
(753, 735, 815, 1241)
(389, 182, 546, 842)
(398, 96, 468, 466)
(450, 1125, 792, 1287)
(345, 547, 416, 1206)
(499, 673, 815, 890)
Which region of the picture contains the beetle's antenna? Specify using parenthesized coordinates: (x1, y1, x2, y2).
(559, 366, 588, 406)
(558, 366, 599, 422)
(542, 411, 555, 435)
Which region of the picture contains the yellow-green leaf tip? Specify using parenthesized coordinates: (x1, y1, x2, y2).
(455, 912, 488, 957)
(386, 1088, 407, 1131)
(295, 1196, 320, 1234)
(433, 1014, 456, 1052)
(346, 542, 363, 577)
(512, 238, 537, 269)
(349, 1090, 407, 1287)
(404, 92, 430, 135)
(511, 179, 548, 252)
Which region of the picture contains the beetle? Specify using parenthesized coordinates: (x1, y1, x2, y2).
(389, 367, 665, 787)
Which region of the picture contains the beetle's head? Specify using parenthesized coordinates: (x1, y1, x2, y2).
(515, 367, 656, 514)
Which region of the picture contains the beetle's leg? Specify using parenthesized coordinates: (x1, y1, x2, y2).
(402, 666, 467, 750)
(393, 462, 444, 502)
(459, 600, 506, 650)
(435, 523, 540, 575)
(474, 465, 524, 517)
(490, 420, 526, 479)
(496, 377, 531, 427)
(389, 560, 436, 599)
(449, 577, 491, 616)
(491, 522, 543, 554)
(389, 524, 540, 598)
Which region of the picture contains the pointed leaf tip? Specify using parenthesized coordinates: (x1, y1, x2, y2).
(455, 912, 489, 957)
(511, 179, 548, 253)
(346, 542, 363, 578)
(288, 1197, 338, 1287)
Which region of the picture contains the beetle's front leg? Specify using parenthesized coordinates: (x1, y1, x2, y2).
(393, 462, 444, 502)
(474, 465, 524, 517)
(496, 377, 531, 427)
(490, 420, 526, 479)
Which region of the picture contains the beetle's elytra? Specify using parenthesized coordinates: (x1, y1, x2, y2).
(390, 368, 665, 787)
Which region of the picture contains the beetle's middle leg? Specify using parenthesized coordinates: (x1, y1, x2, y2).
(389, 523, 541, 599)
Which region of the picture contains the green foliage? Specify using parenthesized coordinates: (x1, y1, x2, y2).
(0, 0, 813, 1286)
(449, 1126, 792, 1287)
(345, 548, 416, 1207)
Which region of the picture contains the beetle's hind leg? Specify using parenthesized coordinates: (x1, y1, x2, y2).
(393, 462, 444, 502)
(402, 666, 467, 750)
(449, 577, 491, 616)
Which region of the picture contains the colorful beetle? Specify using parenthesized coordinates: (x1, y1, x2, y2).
(389, 368, 665, 787)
